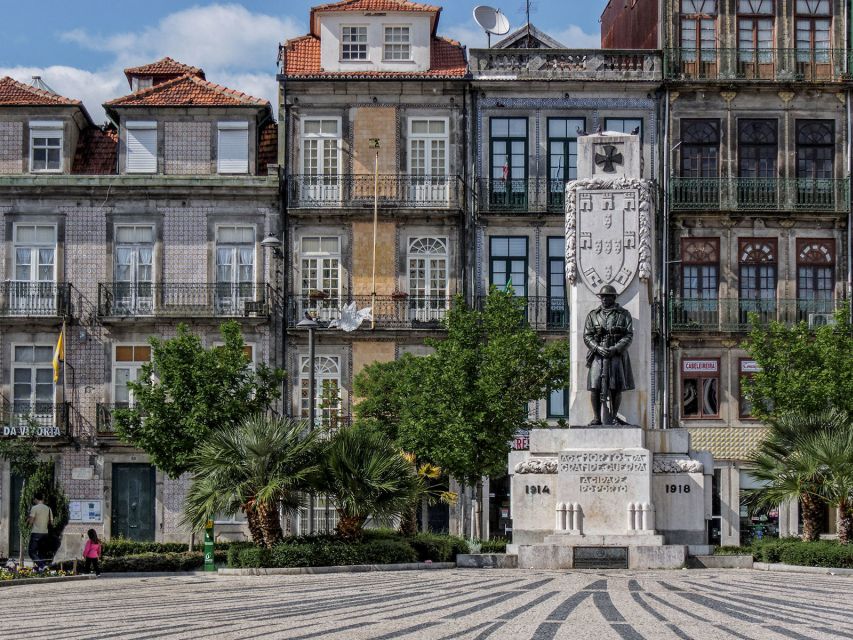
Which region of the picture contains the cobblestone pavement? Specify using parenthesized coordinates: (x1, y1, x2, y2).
(1, 569, 850, 639)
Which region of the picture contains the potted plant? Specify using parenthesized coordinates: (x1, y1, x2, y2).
(308, 289, 328, 301)
(391, 290, 409, 301)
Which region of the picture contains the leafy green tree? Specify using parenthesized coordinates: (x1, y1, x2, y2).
(355, 288, 570, 535)
(742, 309, 853, 421)
(0, 436, 39, 478)
(316, 426, 421, 541)
(19, 460, 70, 554)
(182, 415, 320, 547)
(114, 322, 284, 478)
(746, 408, 850, 542)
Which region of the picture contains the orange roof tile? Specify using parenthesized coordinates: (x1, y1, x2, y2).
(105, 73, 269, 108)
(0, 76, 81, 106)
(72, 126, 118, 174)
(310, 0, 441, 36)
(284, 35, 466, 78)
(124, 57, 205, 81)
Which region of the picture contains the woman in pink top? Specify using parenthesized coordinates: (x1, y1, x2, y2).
(82, 529, 102, 576)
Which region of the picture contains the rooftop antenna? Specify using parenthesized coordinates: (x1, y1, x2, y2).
(519, 0, 536, 47)
(474, 5, 511, 48)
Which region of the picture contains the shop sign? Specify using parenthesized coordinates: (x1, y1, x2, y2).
(512, 430, 530, 451)
(682, 359, 718, 373)
(2, 425, 61, 438)
(740, 360, 761, 374)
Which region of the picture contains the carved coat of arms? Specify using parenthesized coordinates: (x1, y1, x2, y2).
(575, 190, 640, 295)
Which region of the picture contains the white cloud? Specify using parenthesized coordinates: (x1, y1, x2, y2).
(443, 24, 489, 50)
(556, 25, 600, 49)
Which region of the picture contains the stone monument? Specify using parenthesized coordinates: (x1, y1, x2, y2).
(507, 132, 712, 570)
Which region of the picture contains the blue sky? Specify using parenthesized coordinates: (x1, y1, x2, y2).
(0, 1, 606, 121)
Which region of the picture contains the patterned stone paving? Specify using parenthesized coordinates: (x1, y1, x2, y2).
(0, 569, 851, 639)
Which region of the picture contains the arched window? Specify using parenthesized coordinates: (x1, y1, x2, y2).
(680, 238, 720, 324)
(300, 355, 341, 428)
(796, 239, 834, 317)
(738, 120, 777, 178)
(408, 237, 448, 321)
(681, 120, 720, 177)
(738, 239, 777, 323)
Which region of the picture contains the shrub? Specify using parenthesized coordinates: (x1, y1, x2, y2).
(713, 545, 752, 556)
(778, 541, 853, 568)
(360, 539, 417, 565)
(447, 535, 470, 558)
(751, 537, 802, 563)
(409, 532, 453, 562)
(479, 538, 508, 553)
(99, 551, 225, 573)
(237, 546, 272, 568)
(103, 539, 233, 557)
(227, 542, 255, 568)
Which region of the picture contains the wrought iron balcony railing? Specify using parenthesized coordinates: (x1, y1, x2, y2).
(476, 177, 569, 214)
(669, 177, 849, 212)
(664, 48, 852, 82)
(669, 297, 841, 332)
(287, 174, 462, 209)
(288, 295, 451, 329)
(0, 282, 71, 318)
(1, 400, 69, 438)
(475, 296, 570, 330)
(98, 283, 270, 319)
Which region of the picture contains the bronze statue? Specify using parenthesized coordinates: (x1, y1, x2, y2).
(584, 284, 635, 425)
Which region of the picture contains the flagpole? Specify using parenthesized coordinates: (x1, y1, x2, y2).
(61, 321, 66, 435)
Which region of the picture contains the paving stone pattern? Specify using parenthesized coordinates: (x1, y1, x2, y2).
(0, 569, 850, 639)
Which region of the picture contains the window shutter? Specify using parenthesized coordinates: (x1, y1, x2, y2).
(218, 123, 249, 174)
(126, 122, 157, 173)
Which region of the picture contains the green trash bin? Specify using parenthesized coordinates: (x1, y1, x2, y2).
(204, 520, 216, 571)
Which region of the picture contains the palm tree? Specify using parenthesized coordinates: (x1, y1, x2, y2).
(181, 415, 320, 547)
(746, 408, 850, 542)
(316, 427, 421, 540)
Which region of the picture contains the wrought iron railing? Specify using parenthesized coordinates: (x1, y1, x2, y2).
(1, 400, 69, 438)
(98, 283, 270, 318)
(287, 174, 462, 209)
(475, 296, 569, 330)
(287, 295, 451, 329)
(669, 177, 849, 212)
(669, 297, 840, 332)
(664, 48, 852, 82)
(476, 177, 569, 214)
(0, 282, 71, 317)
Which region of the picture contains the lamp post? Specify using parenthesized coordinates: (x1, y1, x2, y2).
(369, 138, 380, 330)
(296, 312, 318, 534)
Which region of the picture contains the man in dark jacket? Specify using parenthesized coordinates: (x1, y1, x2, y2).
(584, 284, 635, 425)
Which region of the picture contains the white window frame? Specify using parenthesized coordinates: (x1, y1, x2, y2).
(383, 25, 412, 61)
(341, 25, 369, 61)
(299, 118, 342, 204)
(299, 355, 342, 428)
(13, 223, 57, 283)
(29, 121, 63, 173)
(215, 225, 257, 316)
(125, 120, 158, 174)
(113, 224, 155, 315)
(300, 236, 342, 321)
(407, 236, 449, 321)
(407, 117, 449, 177)
(112, 344, 152, 406)
(217, 121, 249, 174)
(131, 77, 154, 92)
(11, 343, 55, 428)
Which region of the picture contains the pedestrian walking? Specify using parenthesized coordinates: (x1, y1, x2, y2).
(82, 529, 102, 576)
(27, 493, 53, 571)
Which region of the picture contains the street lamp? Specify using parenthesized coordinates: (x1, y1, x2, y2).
(369, 138, 380, 330)
(261, 233, 284, 259)
(296, 312, 318, 533)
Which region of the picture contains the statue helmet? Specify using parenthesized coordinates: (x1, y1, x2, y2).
(597, 284, 618, 297)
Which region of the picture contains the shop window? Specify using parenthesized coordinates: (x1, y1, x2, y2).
(681, 358, 720, 419)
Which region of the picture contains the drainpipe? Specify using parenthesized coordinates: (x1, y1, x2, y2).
(662, 87, 671, 430)
(461, 82, 469, 302)
(848, 85, 852, 312)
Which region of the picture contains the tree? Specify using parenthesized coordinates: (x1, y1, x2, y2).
(316, 426, 421, 541)
(355, 288, 570, 536)
(182, 415, 320, 547)
(745, 408, 850, 542)
(113, 322, 284, 478)
(742, 308, 853, 421)
(19, 459, 70, 558)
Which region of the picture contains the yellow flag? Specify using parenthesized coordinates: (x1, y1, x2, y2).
(53, 326, 64, 383)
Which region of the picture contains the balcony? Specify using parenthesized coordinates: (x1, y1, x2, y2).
(469, 48, 661, 81)
(97, 283, 270, 319)
(669, 297, 841, 332)
(475, 296, 569, 331)
(664, 48, 852, 82)
(1, 400, 69, 438)
(286, 174, 463, 210)
(476, 178, 568, 214)
(0, 282, 71, 318)
(287, 295, 450, 330)
(669, 177, 849, 213)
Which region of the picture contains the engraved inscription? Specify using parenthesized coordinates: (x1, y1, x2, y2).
(559, 452, 649, 474)
(579, 476, 628, 493)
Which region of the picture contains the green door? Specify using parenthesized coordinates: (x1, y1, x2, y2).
(9, 473, 24, 557)
(111, 464, 155, 541)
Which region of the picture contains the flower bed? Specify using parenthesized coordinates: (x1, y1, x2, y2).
(1, 565, 71, 581)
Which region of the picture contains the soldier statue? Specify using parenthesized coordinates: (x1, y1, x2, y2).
(584, 284, 635, 425)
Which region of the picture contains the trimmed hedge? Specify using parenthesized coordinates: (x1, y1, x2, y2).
(103, 538, 232, 557)
(100, 550, 227, 573)
(479, 538, 508, 554)
(713, 538, 853, 568)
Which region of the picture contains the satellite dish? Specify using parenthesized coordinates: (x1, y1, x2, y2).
(474, 5, 510, 46)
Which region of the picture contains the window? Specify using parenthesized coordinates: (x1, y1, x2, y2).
(680, 238, 719, 327)
(738, 120, 778, 206)
(12, 224, 57, 315)
(796, 0, 831, 63)
(300, 236, 341, 320)
(490, 237, 527, 297)
(341, 26, 368, 61)
(547, 237, 567, 329)
(131, 77, 153, 92)
(681, 358, 720, 419)
(215, 226, 255, 316)
(12, 345, 54, 428)
(604, 118, 643, 136)
(113, 345, 151, 407)
(737, 0, 774, 70)
(738, 239, 777, 324)
(796, 120, 834, 207)
(796, 239, 834, 318)
(126, 121, 157, 173)
(489, 118, 528, 209)
(548, 387, 569, 418)
(547, 118, 584, 210)
(680, 0, 717, 62)
(217, 122, 249, 174)
(408, 119, 448, 202)
(681, 120, 720, 177)
(384, 26, 411, 61)
(300, 118, 341, 203)
(214, 511, 248, 525)
(114, 225, 154, 316)
(408, 237, 448, 321)
(739, 359, 762, 419)
(29, 122, 62, 172)
(300, 355, 341, 429)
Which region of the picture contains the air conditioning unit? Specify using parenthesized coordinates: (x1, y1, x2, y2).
(808, 313, 836, 329)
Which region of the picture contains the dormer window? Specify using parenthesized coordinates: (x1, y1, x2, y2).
(342, 26, 368, 60)
(131, 76, 154, 92)
(29, 121, 63, 173)
(384, 26, 411, 61)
